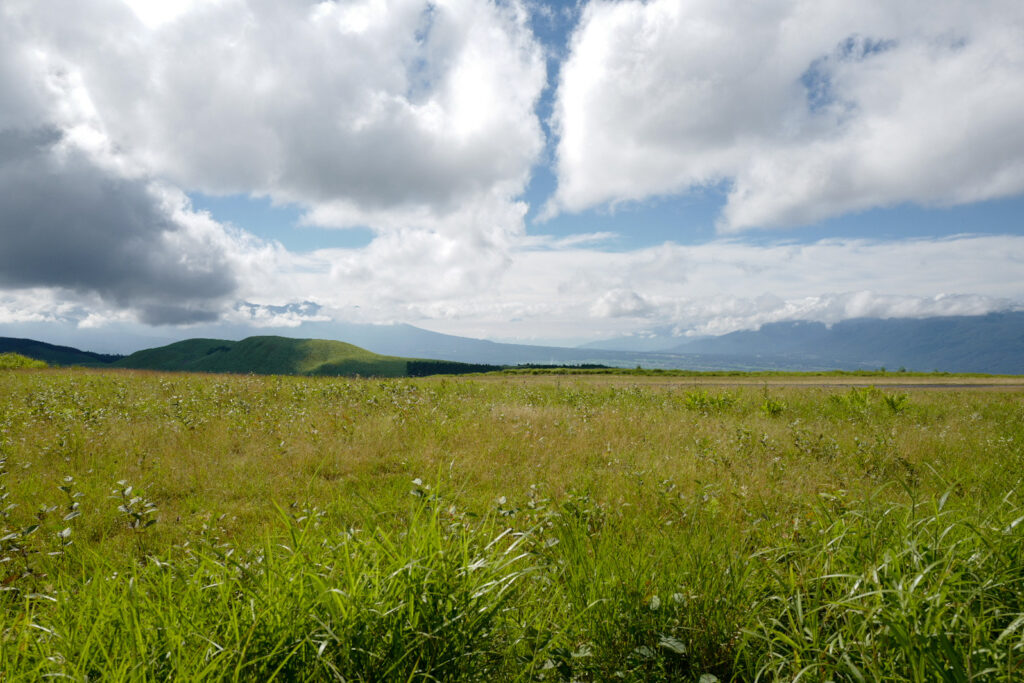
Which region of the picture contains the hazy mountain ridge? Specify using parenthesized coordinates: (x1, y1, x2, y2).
(584, 312, 1024, 374)
(0, 330, 838, 374)
(4, 311, 1023, 374)
(0, 336, 124, 366)
(672, 313, 1024, 373)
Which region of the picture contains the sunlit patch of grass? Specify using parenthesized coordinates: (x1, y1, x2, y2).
(739, 491, 1024, 681)
(0, 352, 47, 369)
(3, 480, 1021, 680)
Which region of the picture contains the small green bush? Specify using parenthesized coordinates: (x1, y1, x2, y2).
(0, 352, 47, 369)
(682, 389, 736, 413)
(760, 397, 786, 417)
(883, 392, 910, 414)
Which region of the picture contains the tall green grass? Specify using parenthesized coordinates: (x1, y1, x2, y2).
(0, 370, 1022, 679)
(3, 479, 1022, 680)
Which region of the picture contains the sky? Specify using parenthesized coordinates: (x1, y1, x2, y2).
(1, 0, 1023, 353)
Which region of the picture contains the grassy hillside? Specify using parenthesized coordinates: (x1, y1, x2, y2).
(0, 352, 47, 369)
(113, 335, 501, 377)
(0, 336, 122, 366)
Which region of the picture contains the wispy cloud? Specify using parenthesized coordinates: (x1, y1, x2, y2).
(226, 233, 1024, 340)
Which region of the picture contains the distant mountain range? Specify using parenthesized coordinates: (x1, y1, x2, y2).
(0, 336, 124, 366)
(3, 311, 1023, 374)
(584, 312, 1024, 374)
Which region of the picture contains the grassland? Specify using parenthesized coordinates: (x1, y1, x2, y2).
(1, 368, 1022, 680)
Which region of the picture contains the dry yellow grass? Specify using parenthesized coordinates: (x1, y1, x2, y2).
(1, 368, 1021, 555)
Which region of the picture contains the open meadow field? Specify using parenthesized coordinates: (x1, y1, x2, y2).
(1, 368, 1023, 681)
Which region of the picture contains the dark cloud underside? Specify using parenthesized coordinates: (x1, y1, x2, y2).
(0, 128, 236, 324)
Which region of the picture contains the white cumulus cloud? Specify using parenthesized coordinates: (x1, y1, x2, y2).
(551, 0, 1024, 230)
(2, 0, 1023, 346)
(11, 0, 546, 232)
(0, 0, 548, 327)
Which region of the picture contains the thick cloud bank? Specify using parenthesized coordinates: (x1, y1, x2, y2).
(0, 129, 236, 324)
(0, 0, 546, 325)
(0, 7, 245, 325)
(552, 0, 1024, 230)
(1, 0, 1022, 343)
(14, 0, 546, 232)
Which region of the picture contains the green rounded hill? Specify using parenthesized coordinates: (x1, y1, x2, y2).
(0, 352, 48, 369)
(112, 336, 500, 377)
